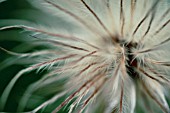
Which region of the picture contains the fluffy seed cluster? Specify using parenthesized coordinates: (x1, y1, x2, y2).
(0, 0, 170, 113)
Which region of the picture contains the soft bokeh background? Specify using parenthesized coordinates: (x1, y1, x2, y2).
(0, 0, 75, 112)
(0, 0, 60, 112)
(0, 0, 170, 113)
(0, 0, 43, 112)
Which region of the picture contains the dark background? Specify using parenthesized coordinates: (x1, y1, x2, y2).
(0, 1, 71, 112)
(0, 0, 47, 112)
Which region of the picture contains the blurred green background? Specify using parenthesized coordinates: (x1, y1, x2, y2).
(0, 0, 51, 112)
(0, 1, 72, 112)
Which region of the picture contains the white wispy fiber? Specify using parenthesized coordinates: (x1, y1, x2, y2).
(0, 0, 170, 113)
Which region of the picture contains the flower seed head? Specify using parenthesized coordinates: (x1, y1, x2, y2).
(0, 0, 170, 113)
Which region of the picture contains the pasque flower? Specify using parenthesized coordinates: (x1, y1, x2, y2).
(0, 0, 170, 113)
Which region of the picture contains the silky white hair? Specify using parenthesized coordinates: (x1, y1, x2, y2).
(0, 0, 170, 113)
